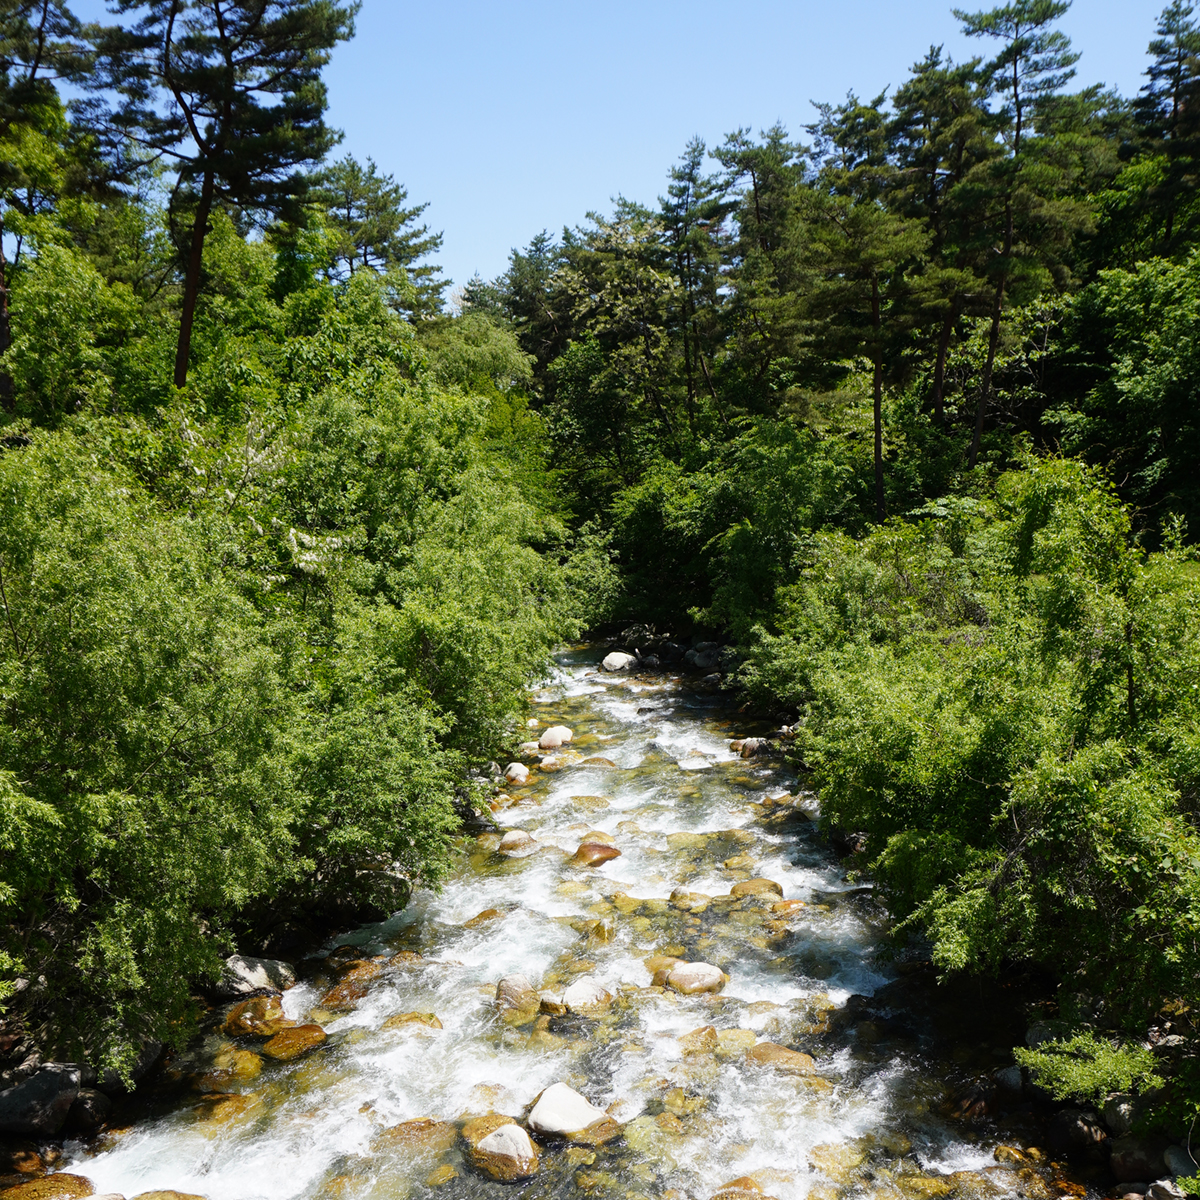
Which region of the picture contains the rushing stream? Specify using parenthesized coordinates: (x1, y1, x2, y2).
(64, 646, 1046, 1200)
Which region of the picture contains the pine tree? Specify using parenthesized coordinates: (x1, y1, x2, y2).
(658, 137, 732, 428)
(315, 154, 445, 318)
(889, 48, 997, 423)
(1133, 1, 1200, 249)
(93, 0, 357, 387)
(954, 0, 1079, 466)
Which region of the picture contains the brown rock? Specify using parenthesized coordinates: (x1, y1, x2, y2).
(730, 878, 784, 899)
(425, 1165, 458, 1187)
(771, 899, 806, 914)
(462, 1114, 539, 1182)
(678, 1026, 719, 1055)
(572, 843, 622, 867)
(375, 1118, 458, 1156)
(222, 994, 296, 1038)
(192, 1093, 263, 1125)
(132, 1194, 208, 1200)
(464, 908, 504, 928)
(581, 757, 617, 767)
(261, 1024, 327, 1060)
(746, 1042, 816, 1075)
(319, 961, 384, 1011)
(654, 961, 726, 995)
(0, 1176, 94, 1200)
(382, 1012, 443, 1031)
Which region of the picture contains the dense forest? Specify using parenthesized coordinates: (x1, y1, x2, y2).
(0, 0, 1198, 1146)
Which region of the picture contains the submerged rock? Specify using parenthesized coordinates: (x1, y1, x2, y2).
(527, 1082, 620, 1144)
(0, 1176, 95, 1200)
(730, 878, 784, 899)
(374, 1118, 458, 1156)
(382, 1011, 443, 1031)
(498, 829, 536, 855)
(745, 1042, 816, 1075)
(215, 955, 295, 998)
(0, 1066, 81, 1137)
(679, 1025, 719, 1055)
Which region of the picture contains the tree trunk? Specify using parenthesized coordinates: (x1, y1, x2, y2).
(0, 215, 13, 412)
(173, 169, 216, 389)
(969, 194, 1014, 469)
(871, 273, 886, 523)
(929, 297, 958, 425)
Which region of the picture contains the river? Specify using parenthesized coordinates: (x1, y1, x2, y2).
(64, 645, 1045, 1200)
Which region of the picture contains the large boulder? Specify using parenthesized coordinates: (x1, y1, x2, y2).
(261, 1025, 327, 1061)
(601, 651, 636, 672)
(64, 1089, 114, 1134)
(1111, 1135, 1172, 1182)
(0, 1066, 81, 1136)
(538, 726, 573, 750)
(503, 763, 530, 785)
(215, 955, 295, 998)
(222, 994, 295, 1037)
(462, 1114, 539, 1182)
(1046, 1108, 1107, 1160)
(527, 1082, 620, 1145)
(1166, 1145, 1200, 1178)
(730, 878, 784, 899)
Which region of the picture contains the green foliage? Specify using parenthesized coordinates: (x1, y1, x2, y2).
(1014, 1032, 1163, 1104)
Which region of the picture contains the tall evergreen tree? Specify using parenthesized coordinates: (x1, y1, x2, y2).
(955, 0, 1078, 466)
(94, 0, 357, 387)
(315, 154, 444, 318)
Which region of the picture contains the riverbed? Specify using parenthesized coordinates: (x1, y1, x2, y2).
(65, 646, 1042, 1200)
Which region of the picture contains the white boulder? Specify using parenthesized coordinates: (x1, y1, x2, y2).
(538, 725, 574, 750)
(602, 651, 637, 672)
(528, 1082, 610, 1136)
(216, 954, 296, 997)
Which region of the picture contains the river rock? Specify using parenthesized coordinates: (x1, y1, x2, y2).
(64, 1088, 113, 1133)
(653, 961, 726, 995)
(463, 1114, 539, 1181)
(498, 829, 535, 854)
(561, 977, 613, 1014)
(464, 908, 504, 928)
(809, 1142, 869, 1184)
(679, 1025, 719, 1054)
(382, 1012, 443, 1031)
(260, 1024, 327, 1060)
(739, 738, 767, 759)
(1105, 1093, 1139, 1136)
(717, 1029, 758, 1058)
(131, 1193, 207, 1200)
(0, 1066, 81, 1136)
(496, 974, 537, 1010)
(730, 878, 784, 899)
(746, 1042, 816, 1075)
(319, 960, 383, 1010)
(1148, 1183, 1188, 1200)
(527, 1083, 620, 1144)
(539, 725, 574, 750)
(223, 995, 295, 1037)
(602, 651, 637, 672)
(1046, 1108, 1107, 1159)
(1165, 1146, 1199, 1178)
(0, 1177, 94, 1200)
(375, 1117, 459, 1156)
(1112, 1136, 1172, 1182)
(572, 842, 621, 867)
(215, 955, 295, 998)
(503, 762, 530, 785)
(684, 644, 721, 671)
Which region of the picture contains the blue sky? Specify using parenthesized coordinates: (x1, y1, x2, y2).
(77, 0, 1167, 291)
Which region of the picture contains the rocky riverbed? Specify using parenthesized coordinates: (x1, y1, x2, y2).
(1, 645, 1181, 1200)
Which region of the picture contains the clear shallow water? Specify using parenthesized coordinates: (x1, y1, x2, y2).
(66, 647, 1026, 1200)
